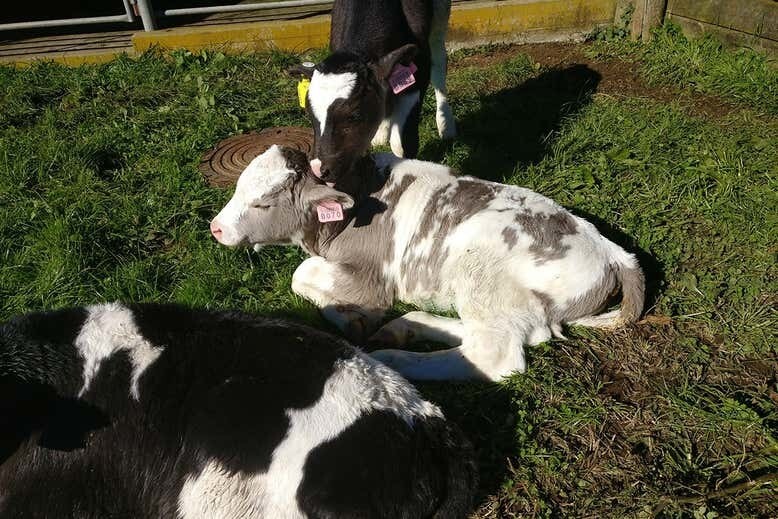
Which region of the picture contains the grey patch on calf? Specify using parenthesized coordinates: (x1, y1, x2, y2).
(514, 210, 578, 265)
(555, 266, 618, 322)
(501, 227, 518, 250)
(531, 290, 554, 317)
(309, 173, 420, 328)
(402, 179, 499, 294)
(382, 174, 417, 208)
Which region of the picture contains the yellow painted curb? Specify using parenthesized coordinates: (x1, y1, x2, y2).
(449, 0, 617, 44)
(132, 15, 331, 53)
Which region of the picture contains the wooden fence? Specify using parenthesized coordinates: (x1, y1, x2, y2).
(631, 0, 778, 53)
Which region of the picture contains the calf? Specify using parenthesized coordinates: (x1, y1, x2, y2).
(292, 0, 455, 186)
(211, 146, 646, 382)
(0, 302, 476, 518)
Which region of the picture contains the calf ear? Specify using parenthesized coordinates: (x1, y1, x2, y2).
(287, 62, 315, 79)
(304, 184, 355, 210)
(372, 44, 418, 81)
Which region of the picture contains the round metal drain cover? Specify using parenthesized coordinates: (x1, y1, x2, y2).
(200, 126, 314, 188)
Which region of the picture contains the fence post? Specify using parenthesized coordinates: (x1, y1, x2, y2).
(631, 0, 668, 41)
(132, 0, 157, 31)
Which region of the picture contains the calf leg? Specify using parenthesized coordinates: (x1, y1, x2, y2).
(429, 0, 456, 139)
(371, 118, 391, 147)
(368, 311, 465, 348)
(370, 322, 526, 382)
(292, 257, 391, 343)
(390, 90, 421, 158)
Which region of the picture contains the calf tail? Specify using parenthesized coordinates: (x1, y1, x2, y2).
(572, 251, 645, 329)
(615, 256, 646, 324)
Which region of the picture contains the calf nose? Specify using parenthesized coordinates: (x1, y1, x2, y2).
(310, 158, 323, 178)
(310, 158, 335, 186)
(210, 221, 223, 241)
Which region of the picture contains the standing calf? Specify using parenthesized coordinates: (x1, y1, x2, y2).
(0, 303, 476, 518)
(211, 146, 646, 382)
(292, 0, 455, 186)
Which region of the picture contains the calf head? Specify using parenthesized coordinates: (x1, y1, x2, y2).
(210, 145, 354, 249)
(291, 44, 417, 185)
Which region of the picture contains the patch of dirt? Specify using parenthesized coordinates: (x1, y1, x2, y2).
(453, 42, 739, 119)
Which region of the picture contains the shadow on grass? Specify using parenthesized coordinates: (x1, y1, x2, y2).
(422, 64, 603, 181)
(417, 381, 516, 508)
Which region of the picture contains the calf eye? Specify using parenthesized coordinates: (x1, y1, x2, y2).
(250, 202, 271, 209)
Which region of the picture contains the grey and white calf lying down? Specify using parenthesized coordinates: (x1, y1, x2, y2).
(211, 145, 645, 382)
(0, 303, 476, 518)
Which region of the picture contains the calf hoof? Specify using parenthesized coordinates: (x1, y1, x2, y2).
(366, 330, 400, 350)
(368, 349, 404, 371)
(344, 318, 367, 344)
(334, 305, 375, 344)
(366, 325, 411, 350)
(436, 106, 457, 140)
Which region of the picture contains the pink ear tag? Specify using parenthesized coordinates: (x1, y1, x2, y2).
(389, 62, 417, 94)
(316, 201, 344, 222)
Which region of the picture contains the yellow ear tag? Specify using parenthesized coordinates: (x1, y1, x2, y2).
(297, 79, 310, 109)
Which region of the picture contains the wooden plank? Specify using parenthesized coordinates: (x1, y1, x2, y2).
(630, 0, 667, 41)
(0, 34, 132, 53)
(668, 0, 778, 42)
(668, 13, 778, 53)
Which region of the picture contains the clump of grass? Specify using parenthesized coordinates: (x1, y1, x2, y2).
(589, 23, 778, 114)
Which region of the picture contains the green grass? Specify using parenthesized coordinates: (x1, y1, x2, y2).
(588, 23, 778, 114)
(1, 34, 777, 517)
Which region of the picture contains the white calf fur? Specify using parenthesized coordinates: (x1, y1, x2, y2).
(307, 71, 357, 135)
(75, 302, 162, 399)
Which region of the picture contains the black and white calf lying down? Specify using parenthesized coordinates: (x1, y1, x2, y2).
(0, 303, 476, 518)
(293, 0, 455, 185)
(211, 145, 646, 382)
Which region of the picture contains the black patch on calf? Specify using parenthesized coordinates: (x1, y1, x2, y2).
(0, 377, 107, 466)
(37, 394, 110, 451)
(129, 304, 353, 475)
(316, 50, 371, 76)
(281, 146, 313, 179)
(15, 306, 88, 347)
(297, 411, 477, 519)
(187, 376, 292, 473)
(0, 306, 87, 394)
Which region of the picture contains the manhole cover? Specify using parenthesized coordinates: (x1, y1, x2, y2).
(200, 126, 314, 188)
